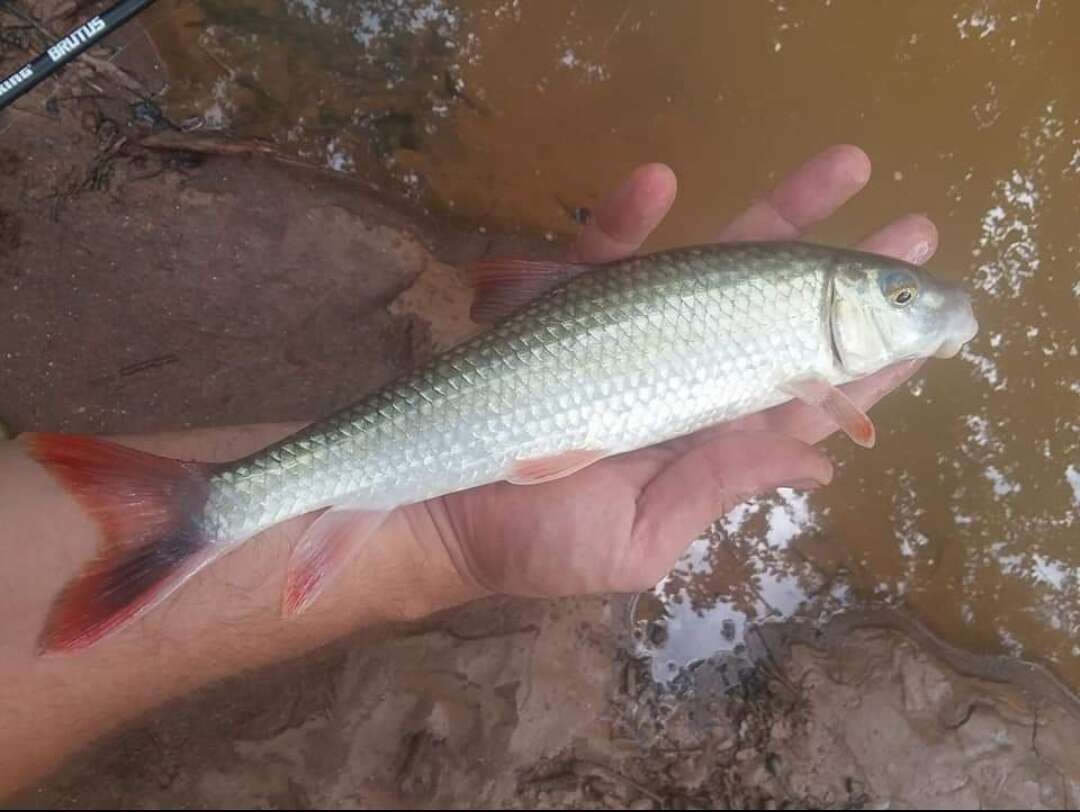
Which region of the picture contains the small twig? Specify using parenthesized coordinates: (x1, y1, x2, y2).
(601, 2, 633, 53)
(118, 353, 178, 377)
(80, 53, 149, 96)
(140, 131, 279, 157)
(748, 625, 803, 699)
(0, 1, 55, 39)
(574, 759, 664, 805)
(1030, 705, 1040, 757)
(139, 131, 385, 188)
(89, 353, 178, 384)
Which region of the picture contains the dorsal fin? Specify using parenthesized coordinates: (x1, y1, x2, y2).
(468, 258, 587, 322)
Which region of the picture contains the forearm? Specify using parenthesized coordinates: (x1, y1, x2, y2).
(0, 424, 480, 796)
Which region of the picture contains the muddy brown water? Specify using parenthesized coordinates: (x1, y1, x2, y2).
(143, 0, 1078, 687)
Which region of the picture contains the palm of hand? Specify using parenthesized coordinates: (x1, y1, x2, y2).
(419, 147, 936, 598)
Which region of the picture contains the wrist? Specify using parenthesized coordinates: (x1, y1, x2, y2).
(396, 500, 492, 619)
(0, 434, 486, 797)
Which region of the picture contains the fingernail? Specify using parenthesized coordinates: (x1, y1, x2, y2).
(906, 238, 932, 264)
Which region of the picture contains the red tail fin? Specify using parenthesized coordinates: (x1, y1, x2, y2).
(25, 433, 214, 653)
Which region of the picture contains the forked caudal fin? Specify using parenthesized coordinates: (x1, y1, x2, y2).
(25, 433, 215, 653)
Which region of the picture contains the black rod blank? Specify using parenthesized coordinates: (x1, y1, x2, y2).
(0, 0, 158, 111)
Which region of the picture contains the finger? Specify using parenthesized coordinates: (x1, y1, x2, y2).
(570, 163, 677, 264)
(628, 431, 832, 585)
(715, 144, 872, 242)
(855, 213, 938, 264)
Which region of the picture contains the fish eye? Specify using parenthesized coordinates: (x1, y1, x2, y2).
(892, 286, 916, 307)
(880, 270, 919, 308)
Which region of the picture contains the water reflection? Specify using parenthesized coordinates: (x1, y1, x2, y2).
(634, 489, 847, 683)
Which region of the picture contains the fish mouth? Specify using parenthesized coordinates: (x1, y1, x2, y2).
(935, 338, 966, 358)
(935, 296, 979, 358)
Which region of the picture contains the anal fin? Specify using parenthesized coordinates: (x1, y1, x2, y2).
(507, 449, 608, 485)
(282, 506, 392, 617)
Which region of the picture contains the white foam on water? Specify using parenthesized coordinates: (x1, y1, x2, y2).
(984, 465, 1022, 497)
(1066, 465, 1080, 506)
(954, 7, 999, 40)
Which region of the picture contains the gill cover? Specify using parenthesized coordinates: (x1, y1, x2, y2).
(829, 259, 979, 377)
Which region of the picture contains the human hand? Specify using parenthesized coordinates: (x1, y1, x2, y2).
(411, 145, 937, 598)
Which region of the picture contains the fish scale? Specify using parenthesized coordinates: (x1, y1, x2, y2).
(201, 243, 839, 543)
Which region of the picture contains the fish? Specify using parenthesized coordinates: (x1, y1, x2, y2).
(25, 241, 979, 652)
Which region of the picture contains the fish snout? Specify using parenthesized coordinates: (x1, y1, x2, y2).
(935, 292, 979, 358)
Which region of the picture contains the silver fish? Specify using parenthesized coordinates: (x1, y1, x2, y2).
(28, 242, 978, 650)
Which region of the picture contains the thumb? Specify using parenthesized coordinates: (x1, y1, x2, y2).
(627, 431, 833, 586)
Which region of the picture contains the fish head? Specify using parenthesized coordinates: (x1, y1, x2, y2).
(830, 258, 979, 377)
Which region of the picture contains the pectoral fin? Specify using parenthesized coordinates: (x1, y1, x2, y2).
(782, 377, 876, 448)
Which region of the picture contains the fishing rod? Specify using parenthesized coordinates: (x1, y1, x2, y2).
(0, 0, 158, 112)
